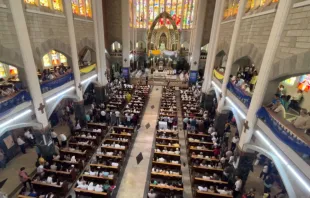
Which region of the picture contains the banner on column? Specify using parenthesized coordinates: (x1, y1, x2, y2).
(189, 71, 198, 84)
(122, 68, 130, 79)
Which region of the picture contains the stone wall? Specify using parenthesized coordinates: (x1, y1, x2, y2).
(201, 0, 216, 46)
(103, 0, 122, 52)
(217, 2, 310, 81)
(0, 0, 95, 70)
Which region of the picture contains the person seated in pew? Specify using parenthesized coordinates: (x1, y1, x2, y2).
(215, 186, 233, 195)
(50, 162, 57, 171)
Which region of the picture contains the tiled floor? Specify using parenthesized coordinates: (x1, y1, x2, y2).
(0, 122, 71, 197)
(116, 86, 162, 198)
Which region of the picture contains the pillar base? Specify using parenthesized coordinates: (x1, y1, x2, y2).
(33, 126, 55, 158)
(94, 85, 107, 104)
(74, 100, 86, 127)
(214, 111, 230, 136)
(235, 147, 256, 187)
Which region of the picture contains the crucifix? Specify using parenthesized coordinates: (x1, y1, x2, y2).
(243, 120, 249, 133)
(78, 83, 82, 91)
(38, 103, 45, 114)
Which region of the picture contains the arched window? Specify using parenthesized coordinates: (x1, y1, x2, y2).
(71, 0, 92, 18)
(42, 50, 68, 67)
(111, 42, 122, 52)
(0, 62, 18, 79)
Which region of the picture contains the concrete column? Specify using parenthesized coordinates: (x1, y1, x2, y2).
(9, 0, 49, 128)
(93, 0, 108, 86)
(239, 0, 293, 147)
(202, 0, 225, 93)
(122, 0, 131, 68)
(64, 0, 83, 100)
(190, 0, 207, 71)
(217, 0, 247, 111)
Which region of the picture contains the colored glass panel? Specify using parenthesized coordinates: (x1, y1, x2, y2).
(72, 0, 79, 14)
(171, 0, 177, 16)
(129, 0, 133, 27)
(40, 0, 49, 7)
(189, 0, 195, 28)
(85, 0, 92, 17)
(79, 0, 86, 16)
(149, 0, 154, 27)
(143, 0, 147, 28)
(25, 0, 36, 5)
(160, 0, 165, 13)
(260, 0, 266, 6)
(176, 0, 182, 28)
(0, 63, 6, 78)
(183, 0, 188, 27)
(52, 0, 62, 11)
(154, 0, 159, 19)
(166, 0, 171, 14)
(135, 0, 140, 27)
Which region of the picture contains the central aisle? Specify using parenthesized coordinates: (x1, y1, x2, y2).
(117, 86, 162, 198)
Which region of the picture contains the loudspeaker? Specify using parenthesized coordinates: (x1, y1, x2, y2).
(214, 111, 230, 136)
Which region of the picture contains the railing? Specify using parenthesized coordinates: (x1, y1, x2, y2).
(0, 90, 31, 115)
(79, 64, 96, 75)
(213, 69, 224, 82)
(257, 107, 310, 164)
(40, 72, 74, 93)
(110, 52, 122, 57)
(226, 81, 252, 108)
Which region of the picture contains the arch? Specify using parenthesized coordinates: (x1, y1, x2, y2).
(221, 105, 243, 133)
(147, 12, 180, 50)
(243, 144, 296, 198)
(214, 50, 227, 69)
(77, 37, 96, 54)
(82, 80, 100, 94)
(34, 39, 72, 69)
(111, 41, 122, 52)
(46, 94, 79, 119)
(79, 46, 96, 65)
(135, 41, 146, 50)
(206, 87, 220, 103)
(0, 121, 43, 138)
(0, 44, 23, 68)
(232, 43, 264, 71)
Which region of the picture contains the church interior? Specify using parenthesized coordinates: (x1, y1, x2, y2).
(0, 0, 310, 198)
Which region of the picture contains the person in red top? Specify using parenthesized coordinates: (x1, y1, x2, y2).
(213, 146, 220, 157)
(19, 167, 33, 191)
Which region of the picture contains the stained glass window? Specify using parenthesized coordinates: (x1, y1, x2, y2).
(72, 0, 79, 14)
(42, 50, 67, 67)
(40, 0, 49, 7)
(159, 0, 164, 13)
(260, 0, 266, 6)
(9, 66, 18, 76)
(154, 0, 159, 20)
(189, 0, 195, 28)
(25, 0, 37, 5)
(166, 0, 171, 14)
(129, 0, 133, 27)
(0, 63, 6, 78)
(85, 0, 92, 17)
(79, 0, 85, 15)
(52, 0, 62, 11)
(143, 0, 147, 28)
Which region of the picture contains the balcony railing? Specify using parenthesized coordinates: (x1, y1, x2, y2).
(0, 90, 31, 115)
(40, 72, 74, 93)
(80, 64, 96, 76)
(257, 107, 310, 164)
(227, 81, 252, 108)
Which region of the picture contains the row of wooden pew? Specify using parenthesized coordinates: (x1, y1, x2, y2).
(148, 87, 184, 197)
(180, 90, 233, 198)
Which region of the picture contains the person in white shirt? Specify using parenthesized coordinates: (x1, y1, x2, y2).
(272, 100, 286, 119)
(17, 136, 26, 154)
(233, 175, 242, 197)
(147, 189, 156, 198)
(51, 129, 59, 144)
(260, 163, 269, 180)
(231, 134, 239, 151)
(100, 110, 106, 122)
(217, 187, 231, 195)
(59, 134, 67, 147)
(292, 109, 310, 130)
(115, 110, 120, 125)
(24, 129, 34, 147)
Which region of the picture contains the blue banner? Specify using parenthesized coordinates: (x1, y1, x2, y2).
(0, 90, 31, 114)
(189, 71, 198, 84)
(122, 68, 129, 79)
(227, 81, 252, 107)
(40, 73, 74, 93)
(257, 107, 310, 155)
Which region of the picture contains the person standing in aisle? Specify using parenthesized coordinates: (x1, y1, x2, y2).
(233, 175, 242, 198)
(17, 136, 26, 154)
(51, 129, 59, 145)
(19, 167, 33, 191)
